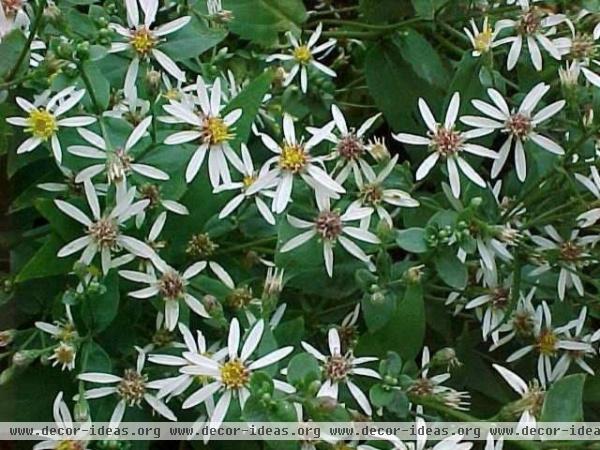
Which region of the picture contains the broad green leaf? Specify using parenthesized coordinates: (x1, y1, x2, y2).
(365, 36, 442, 132)
(82, 270, 120, 332)
(399, 29, 448, 89)
(412, 0, 448, 18)
(286, 353, 320, 387)
(16, 235, 74, 282)
(0, 30, 27, 79)
(79, 339, 112, 372)
(541, 374, 585, 422)
(225, 70, 274, 149)
(396, 228, 428, 253)
(224, 0, 307, 44)
(35, 198, 80, 242)
(160, 17, 227, 61)
(434, 252, 467, 289)
(362, 291, 396, 332)
(447, 53, 485, 114)
(357, 283, 425, 360)
(359, 0, 413, 23)
(81, 61, 110, 111)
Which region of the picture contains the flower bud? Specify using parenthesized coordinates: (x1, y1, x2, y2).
(405, 264, 424, 284)
(0, 329, 15, 348)
(431, 347, 462, 370)
(12, 350, 35, 367)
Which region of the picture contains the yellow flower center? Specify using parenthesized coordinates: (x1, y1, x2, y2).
(203, 116, 233, 145)
(474, 24, 493, 53)
(220, 359, 249, 389)
(53, 343, 76, 366)
(130, 27, 156, 56)
(26, 109, 57, 140)
(163, 88, 181, 101)
(293, 45, 312, 64)
(279, 143, 307, 173)
(242, 174, 256, 188)
(536, 329, 558, 356)
(56, 323, 78, 342)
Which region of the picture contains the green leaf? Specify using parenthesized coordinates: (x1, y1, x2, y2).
(16, 235, 74, 282)
(0, 30, 27, 79)
(224, 0, 307, 44)
(225, 70, 274, 149)
(35, 198, 80, 242)
(398, 29, 448, 89)
(541, 374, 585, 422)
(365, 36, 442, 132)
(447, 53, 485, 114)
(359, 0, 413, 23)
(79, 339, 112, 372)
(286, 353, 320, 387)
(362, 291, 396, 332)
(411, 0, 448, 18)
(396, 228, 428, 253)
(357, 283, 425, 360)
(434, 252, 467, 289)
(81, 61, 110, 111)
(82, 270, 120, 332)
(159, 17, 227, 61)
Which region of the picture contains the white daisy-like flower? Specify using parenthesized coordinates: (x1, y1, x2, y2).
(163, 76, 243, 186)
(108, 0, 190, 93)
(68, 117, 169, 185)
(266, 23, 336, 93)
(553, 26, 600, 88)
(214, 143, 276, 225)
(406, 417, 473, 450)
(54, 180, 156, 274)
(149, 323, 225, 401)
(506, 301, 589, 386)
(350, 154, 419, 228)
(310, 104, 381, 185)
(119, 258, 210, 331)
(495, 0, 566, 71)
(178, 318, 294, 429)
(529, 226, 599, 300)
(281, 202, 379, 277)
(34, 391, 90, 450)
(493, 364, 544, 429)
(301, 327, 380, 415)
(460, 83, 565, 182)
(35, 305, 79, 371)
(575, 166, 600, 227)
(247, 114, 344, 213)
(551, 306, 599, 381)
(466, 274, 511, 341)
(78, 347, 176, 426)
(6, 87, 96, 164)
(464, 17, 505, 57)
(409, 346, 470, 412)
(0, 0, 29, 40)
(104, 84, 150, 123)
(490, 288, 537, 349)
(393, 92, 498, 198)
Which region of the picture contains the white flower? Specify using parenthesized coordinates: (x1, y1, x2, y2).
(0, 0, 29, 40)
(34, 391, 90, 450)
(495, 1, 565, 71)
(108, 0, 190, 93)
(214, 143, 276, 225)
(68, 117, 169, 185)
(119, 259, 210, 331)
(281, 203, 379, 277)
(493, 364, 544, 429)
(104, 85, 150, 122)
(490, 288, 537, 349)
(464, 17, 504, 57)
(310, 104, 381, 185)
(54, 180, 157, 274)
(149, 323, 224, 402)
(6, 87, 96, 164)
(267, 23, 336, 93)
(350, 154, 419, 228)
(484, 433, 504, 450)
(551, 306, 599, 381)
(247, 114, 345, 213)
(178, 318, 294, 430)
(394, 93, 497, 198)
(506, 301, 589, 386)
(553, 28, 600, 87)
(35, 305, 79, 371)
(530, 226, 599, 300)
(466, 275, 511, 341)
(302, 328, 380, 415)
(575, 166, 600, 227)
(461, 83, 565, 182)
(163, 76, 243, 186)
(78, 347, 176, 426)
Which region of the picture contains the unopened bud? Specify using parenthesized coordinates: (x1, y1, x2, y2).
(74, 398, 90, 422)
(0, 329, 15, 347)
(431, 347, 462, 370)
(366, 137, 390, 162)
(405, 264, 424, 284)
(146, 69, 161, 91)
(0, 367, 15, 385)
(12, 350, 35, 367)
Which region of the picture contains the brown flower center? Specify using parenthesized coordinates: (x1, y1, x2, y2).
(430, 127, 463, 156)
(336, 134, 364, 160)
(324, 355, 351, 382)
(87, 218, 119, 248)
(506, 113, 532, 139)
(158, 271, 185, 300)
(315, 210, 342, 241)
(117, 369, 147, 405)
